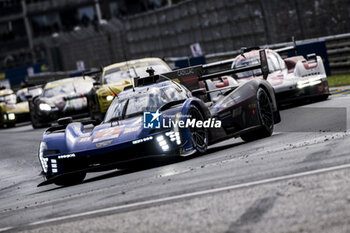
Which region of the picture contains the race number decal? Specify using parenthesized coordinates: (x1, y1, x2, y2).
(93, 126, 124, 143)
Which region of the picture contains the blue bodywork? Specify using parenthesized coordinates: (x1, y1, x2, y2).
(39, 81, 207, 183)
(38, 77, 280, 186)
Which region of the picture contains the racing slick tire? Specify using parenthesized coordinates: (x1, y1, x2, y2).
(315, 94, 329, 102)
(6, 123, 15, 128)
(53, 172, 86, 186)
(30, 112, 50, 129)
(241, 88, 274, 142)
(188, 105, 208, 154)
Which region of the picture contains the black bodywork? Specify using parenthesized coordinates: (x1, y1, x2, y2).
(28, 77, 94, 128)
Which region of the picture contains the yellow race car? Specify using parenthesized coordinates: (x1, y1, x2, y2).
(87, 58, 172, 123)
(0, 88, 30, 127)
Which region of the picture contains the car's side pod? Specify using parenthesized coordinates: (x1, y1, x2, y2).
(45, 118, 97, 134)
(57, 117, 73, 126)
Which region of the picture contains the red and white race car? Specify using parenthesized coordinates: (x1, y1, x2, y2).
(231, 48, 330, 104)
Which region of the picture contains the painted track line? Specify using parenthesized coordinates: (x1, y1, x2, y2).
(335, 90, 350, 96)
(331, 89, 349, 95)
(3, 163, 350, 232)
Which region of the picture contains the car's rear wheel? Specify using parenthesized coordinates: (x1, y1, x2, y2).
(241, 88, 274, 142)
(316, 94, 329, 101)
(6, 123, 15, 128)
(188, 105, 208, 154)
(53, 172, 86, 186)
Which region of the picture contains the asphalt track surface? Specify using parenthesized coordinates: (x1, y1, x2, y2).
(1, 94, 350, 233)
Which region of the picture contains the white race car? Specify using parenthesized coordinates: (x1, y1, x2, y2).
(231, 48, 330, 104)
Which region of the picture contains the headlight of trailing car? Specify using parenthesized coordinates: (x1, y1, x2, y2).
(106, 95, 114, 101)
(39, 141, 48, 173)
(8, 113, 15, 120)
(3, 113, 16, 121)
(39, 103, 52, 111)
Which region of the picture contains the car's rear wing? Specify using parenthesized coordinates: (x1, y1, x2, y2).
(26, 72, 69, 86)
(199, 49, 269, 81)
(275, 37, 297, 55)
(135, 49, 269, 90)
(82, 67, 103, 80)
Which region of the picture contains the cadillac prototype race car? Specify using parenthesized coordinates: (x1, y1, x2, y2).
(231, 46, 330, 104)
(37, 50, 280, 187)
(28, 76, 94, 128)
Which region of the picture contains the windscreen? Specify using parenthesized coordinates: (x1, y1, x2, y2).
(232, 55, 279, 79)
(104, 62, 171, 84)
(104, 83, 188, 121)
(232, 58, 262, 79)
(43, 79, 93, 98)
(0, 94, 16, 104)
(43, 83, 75, 98)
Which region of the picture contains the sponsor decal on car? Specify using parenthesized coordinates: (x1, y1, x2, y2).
(124, 126, 140, 134)
(96, 140, 113, 148)
(93, 126, 124, 143)
(58, 153, 76, 159)
(80, 136, 92, 143)
(132, 136, 153, 145)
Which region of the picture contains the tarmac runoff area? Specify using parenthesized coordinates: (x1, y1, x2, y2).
(1, 93, 350, 232)
(15, 165, 350, 233)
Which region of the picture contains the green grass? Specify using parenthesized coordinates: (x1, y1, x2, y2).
(327, 74, 350, 87)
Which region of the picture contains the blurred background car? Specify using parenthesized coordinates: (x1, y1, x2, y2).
(88, 57, 172, 123)
(0, 87, 30, 127)
(231, 48, 330, 105)
(28, 76, 94, 128)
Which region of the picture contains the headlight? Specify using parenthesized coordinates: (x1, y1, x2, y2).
(106, 95, 114, 101)
(297, 78, 322, 89)
(165, 131, 181, 145)
(297, 80, 309, 89)
(39, 141, 48, 173)
(8, 113, 15, 120)
(39, 103, 52, 111)
(157, 135, 169, 151)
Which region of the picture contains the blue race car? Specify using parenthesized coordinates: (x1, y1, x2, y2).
(38, 50, 281, 186)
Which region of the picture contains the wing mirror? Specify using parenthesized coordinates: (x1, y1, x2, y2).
(25, 94, 33, 100)
(57, 117, 73, 126)
(93, 81, 101, 87)
(191, 88, 207, 97)
(307, 53, 317, 62)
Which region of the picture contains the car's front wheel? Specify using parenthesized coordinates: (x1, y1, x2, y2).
(188, 105, 208, 154)
(53, 172, 86, 186)
(241, 88, 274, 142)
(30, 111, 51, 129)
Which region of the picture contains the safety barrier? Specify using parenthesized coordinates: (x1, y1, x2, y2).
(166, 33, 350, 75)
